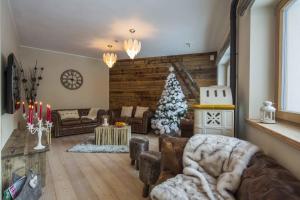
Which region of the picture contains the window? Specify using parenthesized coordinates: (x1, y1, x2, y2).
(276, 0, 300, 123)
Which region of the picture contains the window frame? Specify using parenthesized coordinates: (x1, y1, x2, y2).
(275, 0, 300, 124)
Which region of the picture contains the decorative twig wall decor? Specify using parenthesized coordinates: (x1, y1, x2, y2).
(20, 60, 44, 103)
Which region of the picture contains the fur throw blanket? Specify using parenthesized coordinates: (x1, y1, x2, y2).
(151, 134, 259, 200)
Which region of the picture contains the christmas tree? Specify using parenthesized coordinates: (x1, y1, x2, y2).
(151, 67, 188, 135)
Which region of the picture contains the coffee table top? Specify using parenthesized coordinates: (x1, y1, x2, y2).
(96, 125, 131, 129)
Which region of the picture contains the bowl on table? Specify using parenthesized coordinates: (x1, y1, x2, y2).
(115, 122, 126, 128)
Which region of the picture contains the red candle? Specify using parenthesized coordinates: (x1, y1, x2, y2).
(22, 102, 25, 114)
(30, 106, 33, 124)
(34, 101, 38, 113)
(49, 105, 52, 122)
(46, 104, 49, 121)
(27, 105, 31, 123)
(39, 102, 42, 120)
(28, 105, 33, 124)
(15, 102, 20, 110)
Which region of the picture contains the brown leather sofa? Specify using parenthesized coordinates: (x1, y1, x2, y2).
(146, 135, 300, 199)
(52, 108, 107, 137)
(109, 107, 153, 134)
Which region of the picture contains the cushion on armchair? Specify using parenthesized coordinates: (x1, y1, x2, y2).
(160, 136, 189, 175)
(134, 106, 149, 118)
(121, 106, 133, 117)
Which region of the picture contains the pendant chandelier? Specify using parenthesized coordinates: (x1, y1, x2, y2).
(124, 29, 141, 59)
(103, 45, 117, 68)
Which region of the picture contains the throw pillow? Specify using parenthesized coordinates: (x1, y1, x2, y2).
(81, 108, 99, 120)
(161, 137, 188, 174)
(58, 110, 80, 120)
(121, 106, 133, 117)
(134, 106, 149, 118)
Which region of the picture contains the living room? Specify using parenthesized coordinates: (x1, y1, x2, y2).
(1, 0, 300, 199)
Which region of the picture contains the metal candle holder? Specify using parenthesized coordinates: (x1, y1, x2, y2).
(24, 113, 52, 150)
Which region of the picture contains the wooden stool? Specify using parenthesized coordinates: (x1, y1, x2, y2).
(129, 138, 149, 170)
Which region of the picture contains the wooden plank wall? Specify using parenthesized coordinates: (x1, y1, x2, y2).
(109, 52, 217, 110)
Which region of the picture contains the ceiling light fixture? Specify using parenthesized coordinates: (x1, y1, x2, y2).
(124, 29, 141, 59)
(103, 45, 117, 68)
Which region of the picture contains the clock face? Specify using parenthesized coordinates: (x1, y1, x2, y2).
(60, 69, 83, 90)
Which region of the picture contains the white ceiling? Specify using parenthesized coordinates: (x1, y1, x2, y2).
(10, 0, 231, 59)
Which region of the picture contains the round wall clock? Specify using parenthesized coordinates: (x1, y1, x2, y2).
(60, 69, 83, 90)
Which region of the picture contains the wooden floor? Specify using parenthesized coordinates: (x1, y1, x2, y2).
(41, 133, 159, 200)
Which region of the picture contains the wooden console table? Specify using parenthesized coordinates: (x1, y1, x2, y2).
(1, 129, 49, 192)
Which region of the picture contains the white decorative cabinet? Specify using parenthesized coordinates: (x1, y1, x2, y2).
(193, 86, 235, 137)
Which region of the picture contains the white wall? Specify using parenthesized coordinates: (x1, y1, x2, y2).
(1, 0, 21, 149)
(217, 47, 230, 86)
(245, 125, 300, 179)
(217, 64, 227, 86)
(237, 1, 300, 179)
(248, 5, 275, 119)
(19, 46, 109, 110)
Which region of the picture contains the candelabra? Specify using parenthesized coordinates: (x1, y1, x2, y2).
(24, 113, 52, 150)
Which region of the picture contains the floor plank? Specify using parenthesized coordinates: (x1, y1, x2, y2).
(57, 137, 99, 200)
(41, 133, 158, 200)
(46, 137, 79, 200)
(41, 155, 57, 200)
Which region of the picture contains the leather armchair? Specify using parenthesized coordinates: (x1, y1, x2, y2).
(138, 135, 188, 197)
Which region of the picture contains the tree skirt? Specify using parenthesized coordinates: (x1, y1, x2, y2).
(67, 134, 148, 153)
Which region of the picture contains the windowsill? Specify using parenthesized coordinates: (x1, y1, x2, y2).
(246, 119, 300, 150)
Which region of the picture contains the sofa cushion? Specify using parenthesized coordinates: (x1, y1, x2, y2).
(81, 108, 100, 120)
(237, 152, 300, 200)
(134, 106, 149, 118)
(61, 118, 81, 126)
(58, 110, 80, 120)
(121, 106, 133, 117)
(81, 118, 97, 124)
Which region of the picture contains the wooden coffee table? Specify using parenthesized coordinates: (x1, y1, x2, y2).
(94, 125, 131, 146)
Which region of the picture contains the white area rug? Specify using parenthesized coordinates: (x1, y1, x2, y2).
(67, 134, 149, 153)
